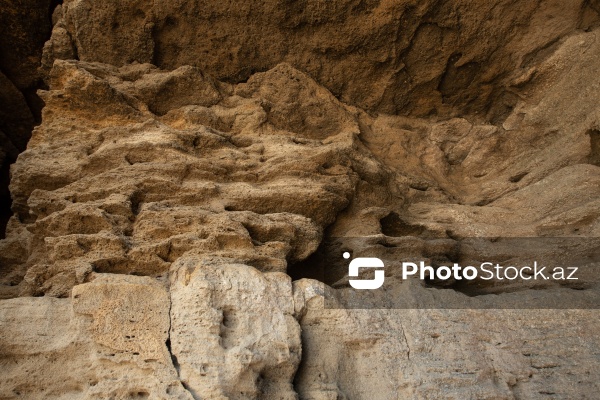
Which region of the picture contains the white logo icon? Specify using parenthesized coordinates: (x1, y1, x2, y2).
(345, 252, 385, 290)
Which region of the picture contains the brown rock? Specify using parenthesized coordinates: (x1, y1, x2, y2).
(0, 0, 51, 90)
(2, 6, 600, 399)
(47, 0, 599, 119)
(1, 60, 386, 298)
(169, 259, 301, 399)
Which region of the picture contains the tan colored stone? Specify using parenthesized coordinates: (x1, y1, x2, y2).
(169, 259, 301, 399)
(0, 275, 192, 399)
(2, 13, 600, 399)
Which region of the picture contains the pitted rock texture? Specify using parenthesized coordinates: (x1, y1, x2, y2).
(169, 260, 301, 399)
(1, 2, 600, 399)
(45, 0, 600, 120)
(0, 274, 192, 399)
(0, 60, 389, 299)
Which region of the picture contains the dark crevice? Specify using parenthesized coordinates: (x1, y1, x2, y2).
(150, 23, 162, 67)
(509, 171, 528, 183)
(588, 129, 600, 166)
(289, 233, 393, 286)
(166, 293, 200, 400)
(220, 67, 268, 85)
(0, 158, 13, 239)
(49, 0, 63, 23)
(165, 339, 179, 370)
(287, 231, 341, 285)
(0, 0, 60, 238)
(130, 191, 145, 217)
(21, 86, 46, 125)
(289, 212, 440, 285)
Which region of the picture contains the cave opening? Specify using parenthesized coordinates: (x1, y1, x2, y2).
(287, 238, 343, 285)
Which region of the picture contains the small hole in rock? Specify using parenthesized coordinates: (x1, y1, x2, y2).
(509, 172, 528, 183)
(380, 212, 425, 237)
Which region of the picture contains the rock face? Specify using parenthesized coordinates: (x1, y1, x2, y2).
(44, 0, 600, 120)
(1, 1, 600, 399)
(169, 261, 301, 399)
(0, 0, 51, 90)
(0, 60, 375, 298)
(0, 275, 192, 399)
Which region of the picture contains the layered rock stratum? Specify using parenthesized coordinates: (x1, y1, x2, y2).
(1, 1, 600, 399)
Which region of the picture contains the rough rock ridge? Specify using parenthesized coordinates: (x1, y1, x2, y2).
(0, 60, 381, 298)
(1, 1, 600, 399)
(43, 0, 600, 120)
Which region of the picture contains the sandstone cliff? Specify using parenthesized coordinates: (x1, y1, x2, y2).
(1, 1, 600, 399)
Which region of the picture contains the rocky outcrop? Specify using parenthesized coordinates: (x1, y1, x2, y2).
(0, 60, 384, 299)
(46, 0, 600, 120)
(1, 1, 600, 399)
(294, 282, 600, 399)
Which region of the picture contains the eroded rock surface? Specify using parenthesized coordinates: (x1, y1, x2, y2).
(1, 60, 385, 299)
(45, 0, 600, 120)
(170, 260, 301, 399)
(0, 274, 192, 399)
(1, 3, 600, 399)
(294, 280, 600, 399)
